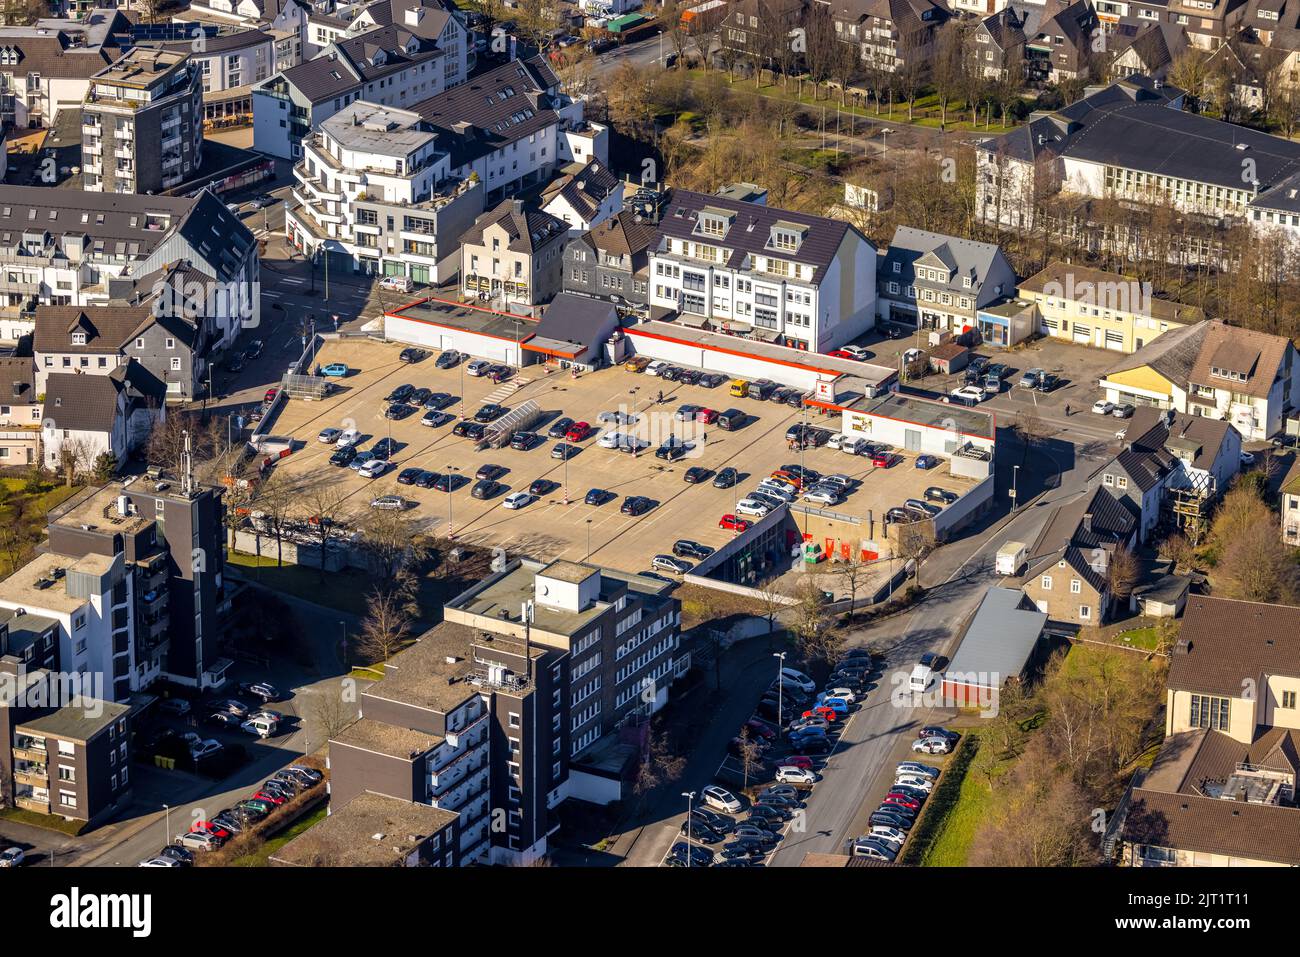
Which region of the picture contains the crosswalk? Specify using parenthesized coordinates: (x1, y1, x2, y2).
(483, 378, 528, 405)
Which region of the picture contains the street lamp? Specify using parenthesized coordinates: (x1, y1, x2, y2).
(340, 620, 348, 670)
(585, 518, 593, 562)
(447, 465, 458, 539)
(1012, 464, 1020, 510)
(773, 651, 787, 724)
(682, 790, 696, 866)
(163, 804, 171, 846)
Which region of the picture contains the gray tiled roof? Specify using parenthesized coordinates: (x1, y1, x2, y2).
(881, 226, 1011, 297)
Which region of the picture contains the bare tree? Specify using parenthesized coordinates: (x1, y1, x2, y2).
(250, 470, 295, 567)
(56, 437, 95, 487)
(836, 554, 872, 618)
(1105, 546, 1140, 613)
(659, 0, 691, 66)
(360, 506, 428, 578)
(309, 682, 359, 742)
(790, 578, 838, 663)
(356, 577, 418, 664)
(632, 728, 687, 796)
(296, 483, 351, 583)
(736, 726, 764, 791)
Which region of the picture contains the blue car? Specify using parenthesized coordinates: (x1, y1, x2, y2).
(915, 454, 938, 469)
(816, 695, 851, 715)
(320, 363, 350, 377)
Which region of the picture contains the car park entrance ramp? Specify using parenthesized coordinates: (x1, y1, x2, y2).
(483, 400, 542, 448)
(280, 373, 331, 401)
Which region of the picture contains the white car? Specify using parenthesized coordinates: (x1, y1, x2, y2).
(757, 481, 796, 502)
(820, 474, 852, 490)
(851, 838, 897, 861)
(775, 766, 817, 785)
(177, 831, 221, 851)
(948, 386, 985, 405)
(702, 785, 742, 814)
(780, 668, 816, 694)
(913, 736, 954, 755)
(358, 458, 388, 479)
(1092, 400, 1115, 415)
(734, 498, 771, 518)
(370, 495, 409, 511)
(841, 437, 868, 455)
(897, 762, 940, 780)
(190, 739, 223, 760)
(503, 491, 533, 510)
(466, 359, 491, 377)
(0, 846, 24, 867)
(823, 686, 857, 703)
(895, 774, 934, 792)
(378, 275, 413, 293)
(336, 428, 361, 449)
(869, 825, 908, 847)
(841, 345, 871, 361)
(827, 433, 849, 450)
(803, 489, 840, 506)
(597, 431, 626, 449)
(645, 360, 668, 376)
(137, 856, 182, 867)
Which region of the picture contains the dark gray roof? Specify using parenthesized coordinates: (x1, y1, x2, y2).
(881, 226, 1011, 297)
(0, 357, 35, 402)
(543, 160, 619, 222)
(460, 199, 567, 253)
(282, 23, 445, 104)
(657, 188, 865, 285)
(573, 209, 658, 260)
(44, 373, 124, 432)
(531, 293, 618, 352)
(410, 56, 562, 169)
(945, 587, 1047, 683)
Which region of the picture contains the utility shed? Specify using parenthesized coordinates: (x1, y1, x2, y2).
(942, 587, 1047, 709)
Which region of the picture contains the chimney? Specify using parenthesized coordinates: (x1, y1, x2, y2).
(1082, 512, 1093, 534)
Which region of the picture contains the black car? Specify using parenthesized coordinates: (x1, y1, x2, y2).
(719, 840, 766, 860)
(869, 811, 914, 830)
(684, 466, 712, 484)
(397, 467, 423, 485)
(329, 446, 357, 467)
(749, 803, 793, 823)
(486, 365, 511, 381)
(755, 793, 802, 811)
(452, 421, 475, 437)
(385, 402, 416, 420)
(475, 463, 506, 481)
(452, 422, 486, 440)
(713, 467, 739, 488)
(510, 431, 538, 451)
(585, 488, 610, 506)
(925, 486, 958, 505)
(679, 820, 725, 844)
(793, 736, 832, 755)
(244, 339, 264, 359)
(690, 807, 734, 833)
(621, 495, 653, 516)
(434, 350, 461, 368)
(678, 369, 701, 385)
(673, 540, 713, 560)
(226, 354, 245, 373)
(415, 470, 438, 489)
(158, 844, 194, 866)
(786, 391, 810, 409)
(372, 438, 397, 459)
(471, 479, 503, 500)
(659, 366, 682, 382)
(433, 473, 456, 492)
(385, 384, 415, 402)
(655, 442, 688, 461)
(400, 347, 428, 364)
(666, 842, 713, 867)
(529, 479, 554, 496)
(474, 404, 506, 423)
(547, 417, 575, 439)
(425, 392, 453, 410)
(407, 386, 430, 405)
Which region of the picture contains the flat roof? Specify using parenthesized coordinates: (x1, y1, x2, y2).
(386, 296, 537, 343)
(540, 559, 599, 585)
(946, 587, 1047, 683)
(850, 391, 996, 441)
(270, 792, 458, 867)
(978, 298, 1037, 319)
(18, 700, 130, 742)
(321, 102, 436, 156)
(0, 554, 102, 615)
(331, 717, 443, 760)
(361, 620, 480, 715)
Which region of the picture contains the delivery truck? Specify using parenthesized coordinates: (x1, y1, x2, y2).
(996, 541, 1028, 576)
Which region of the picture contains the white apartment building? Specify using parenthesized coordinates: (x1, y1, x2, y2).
(647, 189, 877, 353)
(286, 100, 483, 283)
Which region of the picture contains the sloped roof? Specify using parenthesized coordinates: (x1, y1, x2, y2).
(1169, 595, 1300, 696)
(577, 209, 658, 259)
(33, 304, 151, 355)
(0, 356, 35, 402)
(1189, 321, 1293, 399)
(945, 586, 1047, 680)
(1122, 788, 1300, 864)
(1104, 320, 1210, 386)
(460, 199, 567, 254)
(883, 225, 1011, 297)
(542, 160, 620, 223)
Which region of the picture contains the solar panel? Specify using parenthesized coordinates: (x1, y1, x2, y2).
(129, 21, 220, 42)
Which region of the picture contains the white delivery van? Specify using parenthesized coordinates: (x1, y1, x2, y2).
(996, 541, 1028, 576)
(241, 715, 279, 739)
(909, 663, 935, 693)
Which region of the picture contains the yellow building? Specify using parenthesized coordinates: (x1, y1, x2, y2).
(1018, 262, 1204, 354)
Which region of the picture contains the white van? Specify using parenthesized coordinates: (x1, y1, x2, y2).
(241, 715, 279, 739)
(909, 663, 935, 693)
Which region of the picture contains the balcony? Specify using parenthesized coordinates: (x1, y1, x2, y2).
(13, 762, 47, 787)
(15, 795, 49, 814)
(13, 745, 46, 764)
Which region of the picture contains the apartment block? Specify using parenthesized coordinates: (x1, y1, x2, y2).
(11, 700, 132, 826)
(82, 48, 204, 194)
(327, 559, 685, 865)
(647, 188, 877, 353)
(0, 476, 228, 701)
(286, 100, 483, 284)
(270, 790, 460, 866)
(459, 200, 568, 311)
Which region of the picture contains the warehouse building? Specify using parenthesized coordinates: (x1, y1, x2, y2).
(941, 587, 1048, 709)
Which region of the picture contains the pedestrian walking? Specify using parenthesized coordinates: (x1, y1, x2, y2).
(1064, 403, 1071, 417)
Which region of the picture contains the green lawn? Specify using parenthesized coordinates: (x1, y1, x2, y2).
(1112, 627, 1163, 652)
(0, 807, 87, 836)
(226, 551, 374, 617)
(228, 805, 328, 867)
(918, 756, 994, 866)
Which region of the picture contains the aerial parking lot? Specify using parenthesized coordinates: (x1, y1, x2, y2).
(266, 339, 981, 578)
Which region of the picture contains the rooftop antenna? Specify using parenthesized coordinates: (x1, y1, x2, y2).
(521, 599, 535, 677)
(181, 429, 194, 496)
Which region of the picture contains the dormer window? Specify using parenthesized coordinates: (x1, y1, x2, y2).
(768, 221, 806, 253)
(71, 332, 85, 345)
(695, 208, 733, 239)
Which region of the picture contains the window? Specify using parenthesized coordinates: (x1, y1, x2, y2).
(57, 765, 75, 782)
(1070, 579, 1081, 594)
(1041, 575, 1052, 590)
(1078, 605, 1091, 620)
(1284, 690, 1297, 709)
(170, 357, 181, 371)
(59, 789, 77, 808)
(508, 712, 521, 729)
(58, 740, 75, 755)
(1189, 694, 1230, 731)
(1116, 477, 1128, 490)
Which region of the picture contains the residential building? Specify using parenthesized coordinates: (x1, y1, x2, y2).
(1018, 261, 1204, 353)
(41, 363, 165, 476)
(1022, 485, 1138, 625)
(1099, 320, 1209, 409)
(270, 791, 460, 866)
(562, 210, 658, 311)
(1099, 407, 1241, 541)
(326, 558, 685, 865)
(0, 11, 131, 130)
(0, 476, 229, 700)
(0, 187, 259, 341)
(0, 355, 41, 468)
(971, 7, 1030, 80)
(1281, 454, 1300, 545)
(10, 698, 133, 827)
(721, 0, 807, 63)
(541, 159, 623, 234)
(82, 47, 205, 194)
(1106, 18, 1188, 80)
(874, 226, 1016, 337)
(1023, 0, 1099, 84)
(647, 187, 878, 353)
(1166, 0, 1249, 48)
(459, 200, 568, 311)
(1185, 320, 1299, 441)
(522, 293, 620, 370)
(136, 27, 283, 124)
(251, 1, 469, 159)
(0, 610, 59, 672)
(829, 0, 950, 77)
(286, 100, 483, 283)
(976, 75, 1300, 242)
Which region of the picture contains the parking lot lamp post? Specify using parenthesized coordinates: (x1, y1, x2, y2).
(460, 361, 466, 419)
(1012, 465, 1020, 511)
(447, 465, 457, 539)
(563, 445, 570, 504)
(340, 620, 348, 670)
(163, 804, 170, 846)
(682, 791, 695, 864)
(774, 651, 787, 724)
(586, 518, 593, 562)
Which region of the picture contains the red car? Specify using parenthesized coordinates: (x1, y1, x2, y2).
(871, 452, 895, 468)
(190, 821, 231, 839)
(827, 349, 855, 360)
(779, 754, 814, 771)
(252, 790, 288, 806)
(883, 793, 921, 810)
(744, 719, 776, 741)
(719, 514, 752, 532)
(803, 706, 838, 723)
(565, 421, 591, 442)
(697, 408, 719, 424)
(264, 388, 278, 404)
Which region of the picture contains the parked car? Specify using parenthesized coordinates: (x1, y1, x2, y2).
(1092, 399, 1116, 415)
(684, 466, 712, 484)
(402, 347, 429, 364)
(0, 846, 24, 867)
(466, 359, 491, 377)
(547, 417, 575, 439)
(1112, 403, 1135, 418)
(503, 491, 533, 510)
(318, 427, 341, 444)
(385, 383, 415, 402)
(471, 479, 504, 500)
(851, 838, 898, 862)
(775, 766, 817, 785)
(320, 362, 349, 377)
(336, 428, 361, 448)
(435, 350, 462, 369)
(584, 488, 610, 506)
(734, 498, 770, 518)
(913, 736, 954, 754)
(621, 495, 653, 516)
(358, 458, 389, 479)
(915, 454, 938, 470)
(240, 681, 281, 702)
(718, 513, 751, 532)
(178, 831, 224, 851)
(673, 540, 713, 560)
(713, 467, 739, 488)
(551, 443, 579, 460)
(702, 785, 742, 813)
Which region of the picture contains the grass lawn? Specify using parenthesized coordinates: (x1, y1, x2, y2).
(0, 479, 83, 577)
(226, 551, 374, 617)
(0, 807, 87, 836)
(1112, 626, 1163, 652)
(228, 805, 328, 867)
(917, 754, 994, 866)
